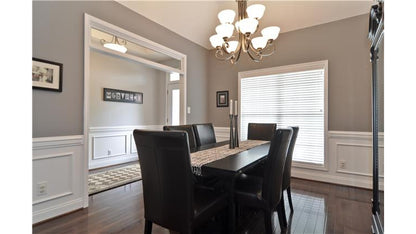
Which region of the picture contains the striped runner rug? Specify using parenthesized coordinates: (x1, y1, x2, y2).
(88, 164, 141, 195)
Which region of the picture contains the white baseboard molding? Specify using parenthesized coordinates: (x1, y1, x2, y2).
(89, 155, 138, 169)
(291, 167, 384, 190)
(33, 198, 84, 224)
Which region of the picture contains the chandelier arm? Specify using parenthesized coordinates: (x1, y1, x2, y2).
(215, 48, 236, 61)
(259, 42, 276, 57)
(246, 49, 262, 62)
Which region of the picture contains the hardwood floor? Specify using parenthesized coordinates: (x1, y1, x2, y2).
(33, 178, 383, 233)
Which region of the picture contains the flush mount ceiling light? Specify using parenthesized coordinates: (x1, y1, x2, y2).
(100, 35, 128, 53)
(209, 0, 280, 64)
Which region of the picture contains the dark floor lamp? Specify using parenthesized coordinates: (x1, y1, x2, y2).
(368, 1, 384, 234)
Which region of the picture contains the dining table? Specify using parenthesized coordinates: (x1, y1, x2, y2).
(189, 140, 271, 233)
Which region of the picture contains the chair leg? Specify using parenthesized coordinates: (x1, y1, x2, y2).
(144, 219, 152, 234)
(263, 209, 273, 234)
(277, 201, 288, 230)
(287, 186, 294, 212)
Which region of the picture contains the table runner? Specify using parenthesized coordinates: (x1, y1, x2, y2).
(190, 140, 269, 175)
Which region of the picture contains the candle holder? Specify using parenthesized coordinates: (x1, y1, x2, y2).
(234, 115, 239, 147)
(229, 114, 235, 149)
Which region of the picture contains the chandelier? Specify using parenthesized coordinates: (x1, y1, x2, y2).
(100, 35, 128, 54)
(209, 0, 280, 64)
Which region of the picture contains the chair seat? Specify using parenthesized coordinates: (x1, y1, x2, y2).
(193, 187, 228, 227)
(234, 174, 265, 207)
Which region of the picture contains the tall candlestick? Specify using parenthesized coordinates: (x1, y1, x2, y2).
(230, 99, 233, 115)
(235, 100, 238, 115)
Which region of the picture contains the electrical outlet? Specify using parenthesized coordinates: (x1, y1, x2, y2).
(37, 182, 47, 196)
(339, 160, 346, 169)
(108, 149, 112, 155)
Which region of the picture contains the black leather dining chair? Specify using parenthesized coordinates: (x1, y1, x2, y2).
(163, 124, 197, 149)
(193, 123, 216, 147)
(133, 130, 228, 234)
(282, 126, 299, 212)
(234, 128, 293, 233)
(247, 123, 277, 141)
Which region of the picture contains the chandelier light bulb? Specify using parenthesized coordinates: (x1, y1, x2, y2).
(215, 24, 234, 39)
(246, 4, 265, 19)
(261, 26, 281, 40)
(209, 34, 224, 48)
(218, 9, 236, 24)
(226, 41, 239, 53)
(251, 36, 268, 49)
(237, 18, 258, 34)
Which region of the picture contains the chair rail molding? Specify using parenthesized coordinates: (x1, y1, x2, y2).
(32, 135, 85, 224)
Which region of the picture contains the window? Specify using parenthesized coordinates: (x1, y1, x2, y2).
(239, 61, 328, 166)
(169, 72, 180, 82)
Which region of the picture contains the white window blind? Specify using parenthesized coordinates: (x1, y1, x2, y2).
(240, 68, 325, 165)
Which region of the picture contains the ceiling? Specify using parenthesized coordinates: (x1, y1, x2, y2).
(116, 0, 375, 49)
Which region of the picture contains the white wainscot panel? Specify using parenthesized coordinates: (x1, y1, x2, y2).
(33, 152, 73, 205)
(33, 135, 84, 224)
(88, 125, 162, 169)
(92, 135, 127, 159)
(214, 127, 229, 143)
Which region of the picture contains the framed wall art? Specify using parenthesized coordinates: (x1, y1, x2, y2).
(103, 88, 143, 104)
(32, 58, 63, 92)
(216, 90, 229, 107)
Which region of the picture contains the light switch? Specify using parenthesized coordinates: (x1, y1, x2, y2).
(187, 106, 191, 114)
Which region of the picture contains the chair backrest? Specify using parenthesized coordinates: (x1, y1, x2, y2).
(261, 128, 293, 208)
(163, 125, 197, 149)
(247, 123, 277, 141)
(282, 126, 299, 190)
(133, 130, 194, 233)
(193, 123, 216, 147)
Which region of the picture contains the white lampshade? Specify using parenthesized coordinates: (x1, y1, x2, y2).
(216, 24, 234, 39)
(246, 4, 265, 19)
(104, 43, 127, 53)
(209, 34, 224, 48)
(251, 36, 268, 49)
(218, 9, 236, 24)
(237, 18, 258, 34)
(261, 26, 281, 40)
(226, 41, 238, 53)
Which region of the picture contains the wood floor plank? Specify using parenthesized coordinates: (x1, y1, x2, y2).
(33, 178, 383, 234)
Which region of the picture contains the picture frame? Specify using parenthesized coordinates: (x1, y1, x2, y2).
(103, 88, 143, 104)
(32, 58, 63, 92)
(216, 90, 229, 107)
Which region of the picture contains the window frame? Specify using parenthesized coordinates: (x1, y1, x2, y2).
(238, 60, 329, 171)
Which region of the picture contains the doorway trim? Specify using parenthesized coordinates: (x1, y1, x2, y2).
(83, 14, 187, 207)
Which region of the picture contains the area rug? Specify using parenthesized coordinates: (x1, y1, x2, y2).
(88, 164, 141, 195)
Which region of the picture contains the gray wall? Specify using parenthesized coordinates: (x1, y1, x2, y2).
(207, 14, 376, 132)
(89, 50, 166, 126)
(33, 1, 208, 137)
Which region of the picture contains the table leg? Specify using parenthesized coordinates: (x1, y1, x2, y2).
(227, 173, 240, 233)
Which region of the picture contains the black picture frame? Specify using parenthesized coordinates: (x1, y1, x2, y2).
(32, 58, 63, 92)
(216, 90, 229, 107)
(103, 88, 143, 104)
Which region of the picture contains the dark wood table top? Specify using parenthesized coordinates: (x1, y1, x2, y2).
(190, 141, 270, 176)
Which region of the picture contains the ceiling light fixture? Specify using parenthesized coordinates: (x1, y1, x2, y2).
(209, 0, 280, 64)
(101, 35, 128, 53)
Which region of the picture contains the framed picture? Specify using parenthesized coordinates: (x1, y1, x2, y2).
(32, 58, 63, 92)
(216, 90, 229, 107)
(103, 88, 143, 104)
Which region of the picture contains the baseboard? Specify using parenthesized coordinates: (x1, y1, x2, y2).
(33, 197, 84, 224)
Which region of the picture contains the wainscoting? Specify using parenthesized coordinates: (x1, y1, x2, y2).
(214, 127, 384, 190)
(32, 135, 85, 224)
(88, 125, 163, 169)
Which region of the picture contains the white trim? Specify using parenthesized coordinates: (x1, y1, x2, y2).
(214, 126, 229, 142)
(33, 198, 84, 224)
(33, 152, 74, 161)
(33, 192, 73, 205)
(238, 60, 329, 169)
(84, 14, 187, 207)
(33, 135, 83, 150)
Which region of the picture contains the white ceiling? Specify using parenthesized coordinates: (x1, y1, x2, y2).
(117, 0, 375, 49)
